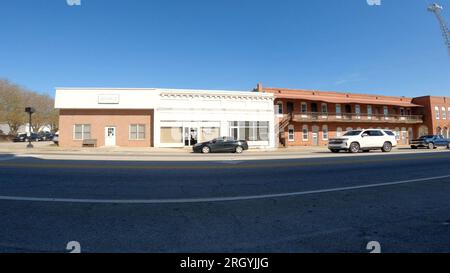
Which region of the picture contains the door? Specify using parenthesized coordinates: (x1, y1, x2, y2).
(105, 127, 116, 146)
(401, 128, 407, 144)
(361, 130, 376, 148)
(286, 102, 294, 114)
(312, 126, 319, 146)
(184, 127, 198, 146)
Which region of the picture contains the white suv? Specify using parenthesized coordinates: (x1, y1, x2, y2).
(328, 129, 397, 153)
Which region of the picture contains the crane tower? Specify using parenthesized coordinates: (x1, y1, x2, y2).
(428, 3, 450, 57)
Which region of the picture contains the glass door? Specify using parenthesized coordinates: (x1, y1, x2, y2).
(184, 127, 198, 146)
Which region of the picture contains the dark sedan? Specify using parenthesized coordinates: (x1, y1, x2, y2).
(192, 137, 249, 154)
(410, 135, 450, 149)
(13, 133, 40, 142)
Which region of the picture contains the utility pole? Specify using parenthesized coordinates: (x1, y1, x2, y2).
(428, 3, 450, 58)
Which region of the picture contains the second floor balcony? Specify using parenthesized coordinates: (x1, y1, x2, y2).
(290, 112, 423, 124)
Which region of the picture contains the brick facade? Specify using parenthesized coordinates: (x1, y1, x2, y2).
(59, 109, 153, 148)
(257, 84, 449, 147)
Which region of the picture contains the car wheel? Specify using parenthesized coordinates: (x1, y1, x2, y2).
(349, 142, 360, 153)
(428, 143, 434, 150)
(235, 146, 243, 154)
(447, 143, 450, 149)
(381, 142, 392, 152)
(201, 146, 210, 154)
(330, 149, 340, 153)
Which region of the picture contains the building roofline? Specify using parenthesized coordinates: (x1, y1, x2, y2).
(262, 86, 413, 101)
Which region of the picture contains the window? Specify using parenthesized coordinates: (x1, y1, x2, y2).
(336, 127, 343, 137)
(201, 127, 220, 142)
(355, 105, 361, 119)
(344, 130, 362, 136)
(442, 107, 447, 120)
(288, 125, 295, 141)
(321, 103, 328, 114)
(383, 106, 389, 116)
(435, 106, 440, 119)
(73, 124, 91, 140)
(276, 102, 283, 115)
(384, 130, 395, 136)
(301, 102, 307, 113)
(161, 127, 183, 143)
(302, 125, 308, 141)
(229, 121, 269, 141)
(346, 127, 353, 132)
(129, 124, 145, 140)
(336, 104, 341, 117)
(367, 105, 372, 117)
(395, 128, 400, 140)
(322, 125, 328, 140)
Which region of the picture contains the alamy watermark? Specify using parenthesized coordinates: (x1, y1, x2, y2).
(367, 0, 381, 6)
(66, 0, 81, 6)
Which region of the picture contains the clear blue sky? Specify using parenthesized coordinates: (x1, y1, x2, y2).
(1, 0, 450, 97)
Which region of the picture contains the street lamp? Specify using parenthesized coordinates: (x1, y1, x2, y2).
(25, 107, 35, 148)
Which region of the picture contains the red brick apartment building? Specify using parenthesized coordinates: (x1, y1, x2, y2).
(255, 84, 450, 147)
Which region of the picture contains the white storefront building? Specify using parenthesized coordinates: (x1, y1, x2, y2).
(55, 88, 275, 149)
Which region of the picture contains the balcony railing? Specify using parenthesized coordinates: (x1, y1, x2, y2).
(291, 112, 423, 124)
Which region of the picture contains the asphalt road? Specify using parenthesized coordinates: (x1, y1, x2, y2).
(1, 151, 450, 253)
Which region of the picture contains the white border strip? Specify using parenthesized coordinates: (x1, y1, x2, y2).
(0, 175, 449, 204)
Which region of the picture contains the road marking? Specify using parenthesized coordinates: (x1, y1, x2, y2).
(0, 174, 449, 204)
(0, 153, 449, 170)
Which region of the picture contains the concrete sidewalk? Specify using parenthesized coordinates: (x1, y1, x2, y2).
(0, 141, 329, 155)
(1, 141, 449, 162)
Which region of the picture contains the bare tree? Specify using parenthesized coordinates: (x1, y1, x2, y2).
(0, 79, 26, 135)
(0, 79, 58, 135)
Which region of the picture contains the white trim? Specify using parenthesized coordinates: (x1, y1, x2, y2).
(129, 124, 146, 141)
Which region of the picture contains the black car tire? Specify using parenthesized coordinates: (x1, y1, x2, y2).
(447, 143, 450, 149)
(201, 146, 211, 154)
(349, 142, 360, 153)
(428, 143, 434, 150)
(381, 142, 392, 152)
(235, 146, 243, 154)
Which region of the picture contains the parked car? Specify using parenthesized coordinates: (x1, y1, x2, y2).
(38, 131, 54, 141)
(192, 137, 249, 154)
(328, 129, 397, 153)
(410, 135, 450, 149)
(13, 133, 40, 142)
(53, 131, 59, 145)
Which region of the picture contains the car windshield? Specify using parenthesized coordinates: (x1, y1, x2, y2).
(343, 130, 362, 136)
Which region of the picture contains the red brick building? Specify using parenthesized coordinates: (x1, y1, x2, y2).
(256, 84, 450, 147)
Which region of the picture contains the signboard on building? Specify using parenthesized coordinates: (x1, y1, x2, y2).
(98, 94, 120, 104)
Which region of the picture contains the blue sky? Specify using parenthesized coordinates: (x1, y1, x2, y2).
(0, 0, 449, 97)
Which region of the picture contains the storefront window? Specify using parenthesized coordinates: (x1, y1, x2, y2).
(160, 127, 183, 143)
(201, 127, 220, 142)
(229, 121, 269, 141)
